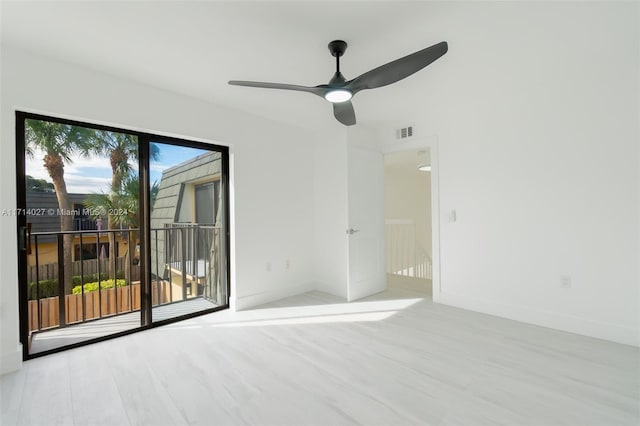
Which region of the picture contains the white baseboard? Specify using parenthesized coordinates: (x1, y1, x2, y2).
(437, 292, 639, 347)
(1, 344, 23, 375)
(235, 281, 316, 311)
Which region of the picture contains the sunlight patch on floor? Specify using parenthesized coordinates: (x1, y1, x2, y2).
(168, 297, 423, 330)
(201, 310, 397, 328)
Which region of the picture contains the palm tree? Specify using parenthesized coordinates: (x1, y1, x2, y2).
(84, 131, 158, 277)
(84, 176, 159, 284)
(84, 175, 159, 230)
(25, 119, 92, 294)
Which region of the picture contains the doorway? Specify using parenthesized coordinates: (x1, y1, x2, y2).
(383, 148, 433, 298)
(16, 111, 230, 359)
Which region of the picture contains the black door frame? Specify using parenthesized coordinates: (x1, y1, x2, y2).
(15, 110, 231, 360)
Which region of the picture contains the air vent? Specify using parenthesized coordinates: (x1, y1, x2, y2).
(396, 125, 414, 140)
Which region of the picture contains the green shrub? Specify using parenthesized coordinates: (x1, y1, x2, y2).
(71, 279, 127, 295)
(71, 271, 125, 286)
(27, 279, 59, 300)
(28, 271, 128, 300)
(71, 273, 110, 286)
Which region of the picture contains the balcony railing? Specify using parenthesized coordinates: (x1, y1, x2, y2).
(151, 223, 222, 304)
(26, 223, 223, 335)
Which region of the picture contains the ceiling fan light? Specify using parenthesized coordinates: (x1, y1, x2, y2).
(418, 163, 431, 172)
(324, 89, 352, 103)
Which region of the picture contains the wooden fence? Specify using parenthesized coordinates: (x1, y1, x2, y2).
(28, 281, 173, 332)
(28, 258, 140, 283)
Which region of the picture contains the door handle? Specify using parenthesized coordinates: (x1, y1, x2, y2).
(18, 223, 33, 253)
(18, 227, 26, 251)
(19, 224, 31, 252)
(346, 228, 360, 235)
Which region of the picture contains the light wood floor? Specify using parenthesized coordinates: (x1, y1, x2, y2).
(2, 278, 638, 425)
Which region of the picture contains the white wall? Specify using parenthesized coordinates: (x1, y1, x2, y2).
(0, 46, 318, 373)
(380, 2, 639, 346)
(384, 156, 432, 257)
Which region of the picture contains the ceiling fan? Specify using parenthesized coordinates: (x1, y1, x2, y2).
(229, 40, 448, 126)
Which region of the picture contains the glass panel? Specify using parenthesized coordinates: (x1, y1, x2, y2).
(23, 118, 141, 354)
(149, 142, 226, 322)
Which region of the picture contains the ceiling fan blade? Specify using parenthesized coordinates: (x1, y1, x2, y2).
(333, 101, 356, 126)
(228, 80, 325, 97)
(347, 41, 448, 93)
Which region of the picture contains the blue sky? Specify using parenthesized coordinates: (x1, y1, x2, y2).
(26, 143, 207, 194)
(150, 142, 207, 185)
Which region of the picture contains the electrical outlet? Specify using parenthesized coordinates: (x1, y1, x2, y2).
(449, 210, 457, 223)
(285, 259, 291, 270)
(266, 262, 272, 272)
(560, 275, 571, 288)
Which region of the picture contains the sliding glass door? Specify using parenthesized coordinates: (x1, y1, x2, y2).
(16, 112, 230, 359)
(148, 141, 228, 323)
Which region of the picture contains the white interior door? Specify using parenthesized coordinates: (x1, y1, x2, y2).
(347, 145, 385, 301)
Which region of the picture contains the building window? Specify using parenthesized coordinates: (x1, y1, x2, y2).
(74, 242, 111, 260)
(195, 181, 218, 224)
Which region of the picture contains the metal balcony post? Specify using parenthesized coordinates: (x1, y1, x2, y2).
(57, 233, 66, 328)
(181, 227, 187, 300)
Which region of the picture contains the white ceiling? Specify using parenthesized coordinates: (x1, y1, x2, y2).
(1, 1, 454, 132)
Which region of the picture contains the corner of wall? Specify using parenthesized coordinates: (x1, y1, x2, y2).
(234, 281, 316, 311)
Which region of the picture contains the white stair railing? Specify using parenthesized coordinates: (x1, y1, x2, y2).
(414, 242, 432, 280)
(385, 219, 432, 279)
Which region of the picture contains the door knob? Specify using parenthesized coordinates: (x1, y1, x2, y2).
(346, 228, 360, 235)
